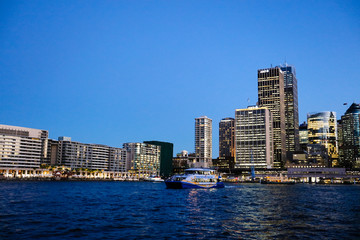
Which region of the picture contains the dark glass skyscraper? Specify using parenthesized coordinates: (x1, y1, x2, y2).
(339, 103, 360, 169)
(258, 67, 286, 168)
(219, 118, 235, 158)
(280, 64, 300, 153)
(299, 122, 308, 152)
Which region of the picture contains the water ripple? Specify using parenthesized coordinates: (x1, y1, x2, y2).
(0, 182, 359, 239)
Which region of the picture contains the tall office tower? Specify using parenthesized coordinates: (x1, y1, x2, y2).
(299, 122, 308, 151)
(0, 124, 48, 169)
(280, 64, 300, 152)
(144, 141, 174, 177)
(123, 142, 161, 178)
(235, 106, 273, 169)
(307, 112, 338, 167)
(337, 120, 344, 165)
(258, 67, 286, 168)
(219, 118, 235, 158)
(340, 103, 360, 168)
(195, 116, 212, 168)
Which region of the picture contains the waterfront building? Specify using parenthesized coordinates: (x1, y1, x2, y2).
(339, 103, 360, 168)
(299, 122, 308, 152)
(306, 144, 329, 167)
(219, 118, 235, 158)
(172, 151, 190, 174)
(235, 106, 273, 169)
(0, 124, 48, 169)
(280, 64, 300, 153)
(258, 67, 286, 168)
(195, 116, 212, 168)
(57, 137, 111, 170)
(144, 141, 174, 177)
(44, 139, 59, 166)
(109, 147, 127, 172)
(307, 112, 338, 167)
(123, 142, 161, 178)
(212, 156, 234, 172)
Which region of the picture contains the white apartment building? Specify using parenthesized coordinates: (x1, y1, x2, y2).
(195, 116, 212, 168)
(0, 124, 48, 169)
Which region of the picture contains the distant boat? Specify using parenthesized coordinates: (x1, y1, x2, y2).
(165, 168, 225, 189)
(144, 175, 164, 182)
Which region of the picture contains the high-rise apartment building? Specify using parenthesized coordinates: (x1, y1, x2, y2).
(195, 116, 212, 168)
(123, 142, 161, 178)
(280, 64, 300, 152)
(339, 103, 360, 168)
(0, 124, 48, 169)
(258, 67, 286, 167)
(307, 112, 338, 166)
(219, 118, 235, 158)
(235, 106, 273, 169)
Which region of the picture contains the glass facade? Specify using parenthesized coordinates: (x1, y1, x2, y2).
(280, 64, 300, 152)
(235, 106, 273, 169)
(144, 141, 174, 177)
(258, 67, 286, 168)
(340, 103, 360, 168)
(307, 112, 338, 166)
(219, 118, 235, 158)
(299, 122, 308, 151)
(124, 143, 161, 177)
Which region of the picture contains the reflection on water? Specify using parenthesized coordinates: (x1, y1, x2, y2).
(0, 182, 359, 239)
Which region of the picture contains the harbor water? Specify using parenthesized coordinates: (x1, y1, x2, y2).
(1, 181, 359, 239)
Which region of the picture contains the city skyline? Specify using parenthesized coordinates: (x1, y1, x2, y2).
(1, 1, 359, 157)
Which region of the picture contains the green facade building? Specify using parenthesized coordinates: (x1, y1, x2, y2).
(144, 141, 174, 177)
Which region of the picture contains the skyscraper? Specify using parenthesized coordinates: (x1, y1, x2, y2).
(307, 112, 338, 167)
(339, 103, 360, 168)
(195, 116, 212, 168)
(235, 106, 273, 169)
(258, 67, 286, 168)
(219, 118, 235, 158)
(280, 64, 300, 152)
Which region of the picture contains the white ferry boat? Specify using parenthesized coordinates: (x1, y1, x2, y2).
(144, 175, 164, 182)
(165, 168, 225, 189)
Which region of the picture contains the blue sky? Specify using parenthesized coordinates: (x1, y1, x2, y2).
(1, 0, 359, 157)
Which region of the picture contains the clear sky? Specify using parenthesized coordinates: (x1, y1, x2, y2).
(1, 0, 359, 157)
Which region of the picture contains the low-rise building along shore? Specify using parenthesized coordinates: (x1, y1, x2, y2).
(0, 124, 163, 180)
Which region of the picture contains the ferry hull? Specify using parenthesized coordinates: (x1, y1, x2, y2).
(165, 181, 225, 189)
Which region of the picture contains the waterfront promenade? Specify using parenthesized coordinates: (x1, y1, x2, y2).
(1, 167, 360, 184)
